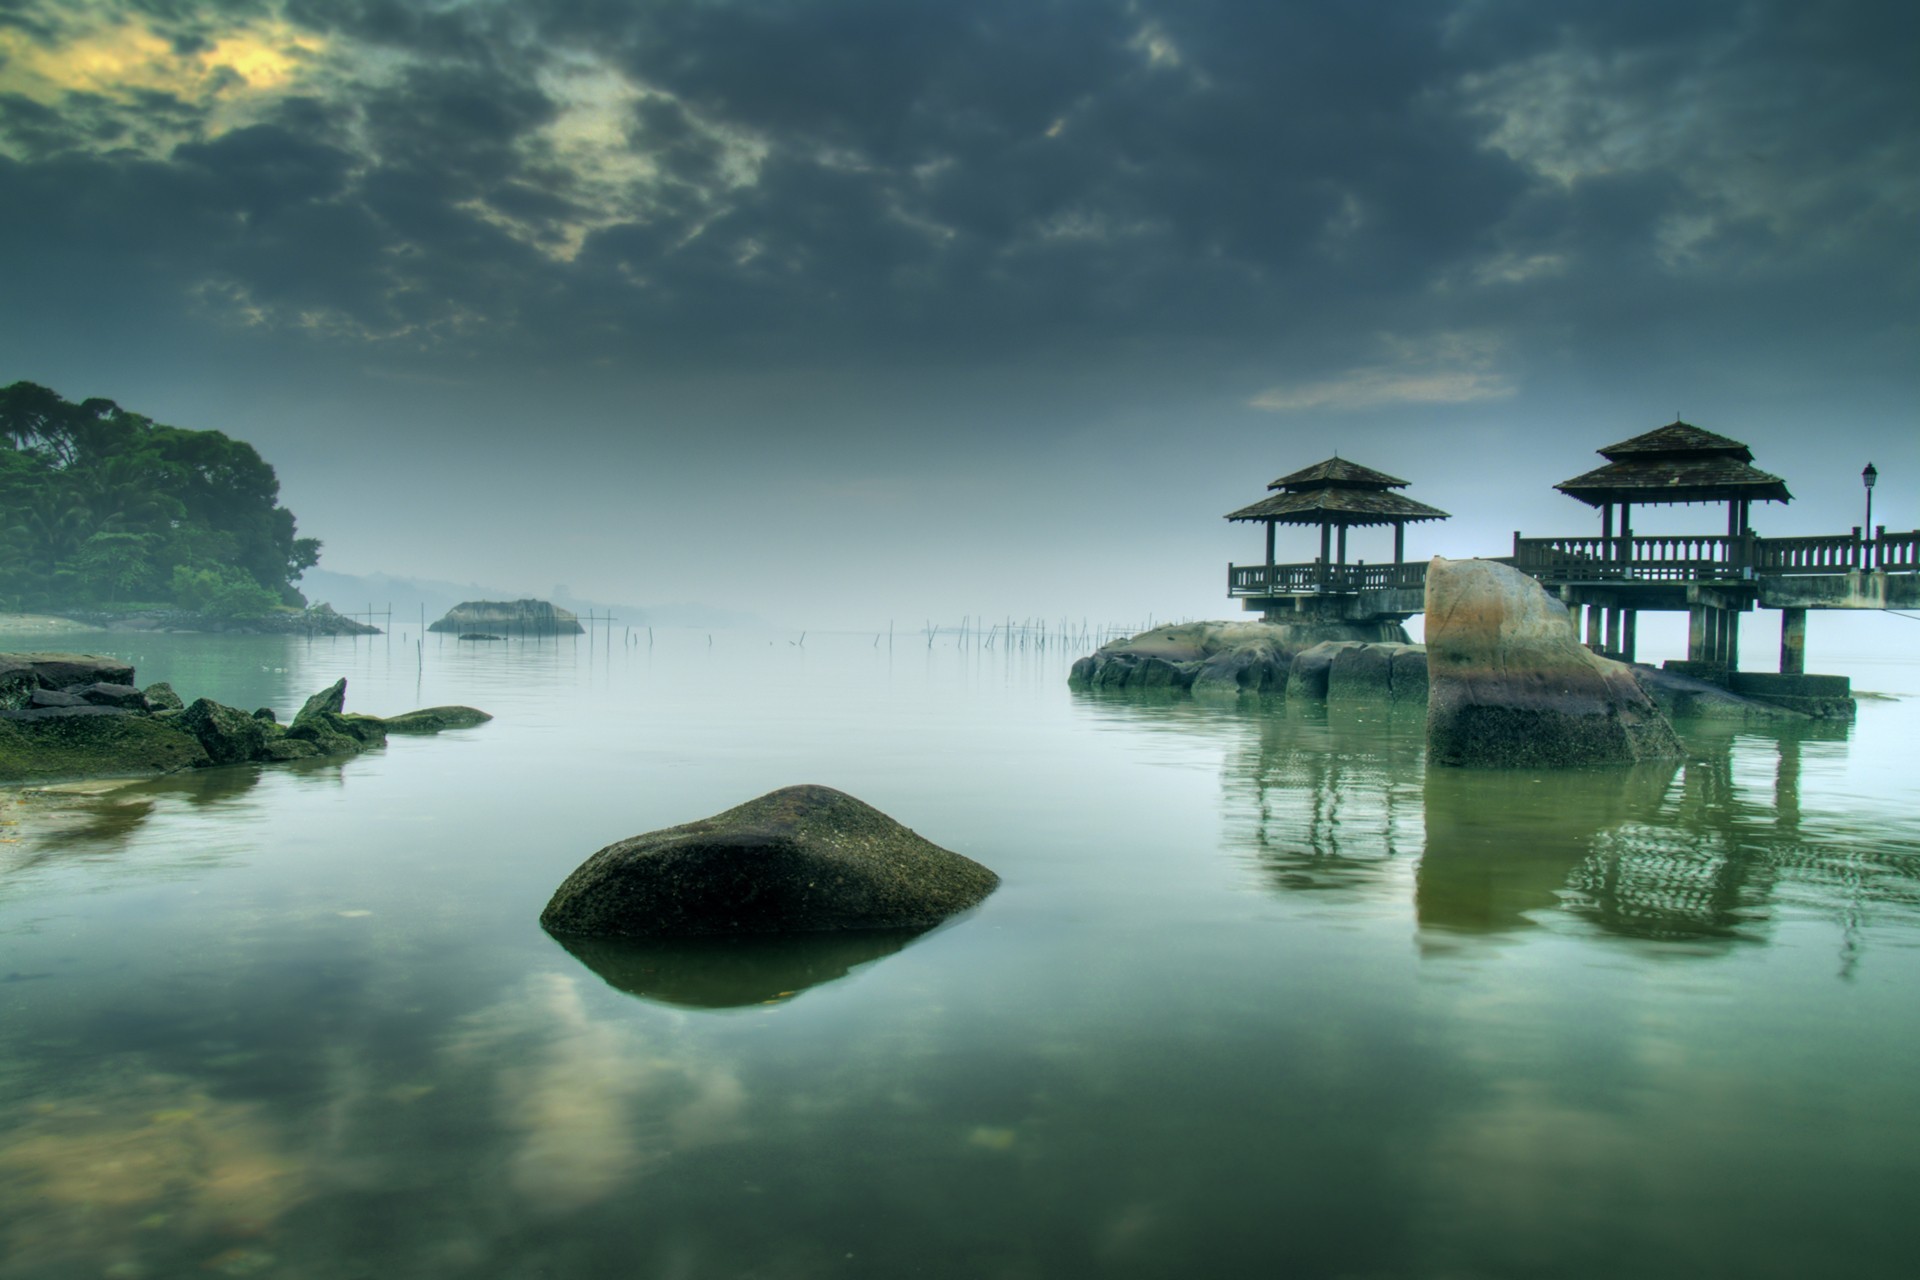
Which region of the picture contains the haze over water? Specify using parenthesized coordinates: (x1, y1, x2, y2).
(3, 626, 1917, 1278)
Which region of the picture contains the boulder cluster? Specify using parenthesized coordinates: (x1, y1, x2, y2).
(0, 652, 489, 782)
(1068, 621, 1427, 707)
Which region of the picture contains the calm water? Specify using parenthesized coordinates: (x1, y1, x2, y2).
(2, 626, 1918, 1279)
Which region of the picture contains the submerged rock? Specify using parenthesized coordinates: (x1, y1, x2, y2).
(541, 785, 999, 938)
(1425, 558, 1681, 767)
(381, 705, 493, 733)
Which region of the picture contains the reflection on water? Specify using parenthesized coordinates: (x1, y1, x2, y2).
(554, 928, 928, 1009)
(3, 639, 1918, 1278)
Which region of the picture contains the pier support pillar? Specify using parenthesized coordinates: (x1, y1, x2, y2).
(1688, 606, 1708, 662)
(1623, 610, 1638, 663)
(1723, 610, 1740, 670)
(1605, 607, 1622, 656)
(1585, 604, 1603, 650)
(1779, 608, 1807, 675)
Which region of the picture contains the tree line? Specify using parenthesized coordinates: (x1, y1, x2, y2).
(1, 381, 321, 617)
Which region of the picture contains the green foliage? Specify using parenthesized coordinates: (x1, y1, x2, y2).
(0, 381, 323, 612)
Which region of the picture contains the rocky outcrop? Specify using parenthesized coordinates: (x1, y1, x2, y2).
(541, 785, 999, 938)
(1425, 558, 1681, 767)
(0, 654, 492, 783)
(429, 599, 582, 636)
(1071, 620, 1414, 696)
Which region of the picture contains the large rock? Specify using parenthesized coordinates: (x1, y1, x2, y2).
(0, 653, 137, 708)
(542, 785, 999, 938)
(1285, 641, 1366, 701)
(1425, 558, 1681, 767)
(142, 681, 185, 711)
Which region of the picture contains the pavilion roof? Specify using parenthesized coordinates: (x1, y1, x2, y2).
(1225, 486, 1451, 526)
(1265, 456, 1411, 491)
(1556, 421, 1791, 507)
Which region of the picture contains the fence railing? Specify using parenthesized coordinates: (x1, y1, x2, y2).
(1227, 560, 1429, 597)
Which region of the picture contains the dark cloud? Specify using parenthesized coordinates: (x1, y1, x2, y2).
(2, 0, 1911, 394)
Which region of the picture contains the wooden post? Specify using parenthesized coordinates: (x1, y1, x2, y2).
(1688, 606, 1707, 662)
(1602, 503, 1614, 543)
(1780, 608, 1806, 675)
(1393, 521, 1404, 565)
(1265, 521, 1276, 592)
(1724, 609, 1740, 670)
(1606, 606, 1621, 655)
(1620, 503, 1633, 566)
(1624, 609, 1638, 663)
(1585, 603, 1602, 649)
(1319, 522, 1332, 588)
(1336, 524, 1348, 568)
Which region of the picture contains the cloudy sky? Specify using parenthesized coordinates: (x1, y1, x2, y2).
(2, 0, 1914, 628)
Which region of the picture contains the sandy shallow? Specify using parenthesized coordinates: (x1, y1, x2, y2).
(0, 613, 102, 636)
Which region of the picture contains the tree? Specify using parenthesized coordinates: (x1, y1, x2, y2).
(0, 381, 324, 612)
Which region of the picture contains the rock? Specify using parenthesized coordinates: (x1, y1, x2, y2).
(260, 738, 321, 761)
(253, 707, 277, 723)
(381, 706, 493, 733)
(0, 708, 209, 781)
(285, 710, 382, 756)
(1326, 643, 1428, 705)
(541, 785, 1000, 938)
(1633, 665, 1803, 721)
(142, 681, 185, 712)
(0, 657, 36, 710)
(16, 652, 137, 691)
(28, 688, 88, 709)
(1190, 644, 1290, 695)
(294, 679, 347, 725)
(179, 698, 270, 766)
(458, 632, 503, 642)
(78, 683, 149, 710)
(1425, 558, 1682, 767)
(1284, 641, 1365, 701)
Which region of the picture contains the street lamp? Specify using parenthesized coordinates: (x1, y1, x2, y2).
(1863, 463, 1878, 567)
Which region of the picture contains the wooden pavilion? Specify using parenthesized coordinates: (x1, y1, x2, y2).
(1225, 458, 1449, 621)
(1545, 422, 1793, 664)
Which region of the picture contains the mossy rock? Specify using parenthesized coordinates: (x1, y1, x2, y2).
(542, 785, 999, 938)
(0, 710, 209, 782)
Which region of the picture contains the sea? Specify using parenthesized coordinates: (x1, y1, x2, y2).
(2, 624, 1917, 1279)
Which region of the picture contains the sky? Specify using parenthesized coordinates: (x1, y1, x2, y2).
(1, 0, 1915, 632)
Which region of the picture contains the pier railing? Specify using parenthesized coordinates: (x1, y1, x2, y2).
(1227, 560, 1429, 597)
(1513, 528, 1919, 584)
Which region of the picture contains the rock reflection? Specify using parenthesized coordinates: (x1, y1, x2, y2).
(555, 928, 927, 1009)
(1418, 761, 1680, 939)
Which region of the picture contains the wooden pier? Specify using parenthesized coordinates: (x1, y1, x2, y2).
(1226, 424, 1916, 685)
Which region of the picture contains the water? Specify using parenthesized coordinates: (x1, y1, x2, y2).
(3, 627, 1918, 1278)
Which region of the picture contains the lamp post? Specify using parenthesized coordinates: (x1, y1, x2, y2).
(1863, 462, 1878, 567)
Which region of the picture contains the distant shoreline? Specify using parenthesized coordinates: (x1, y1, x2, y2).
(0, 609, 378, 637)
